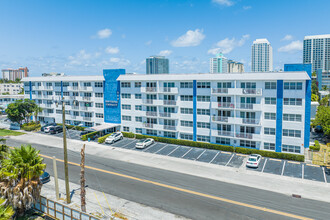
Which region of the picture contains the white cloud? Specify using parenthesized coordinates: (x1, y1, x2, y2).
(97, 28, 112, 39)
(208, 34, 250, 54)
(109, 57, 131, 66)
(212, 0, 234, 6)
(243, 6, 251, 10)
(171, 29, 205, 47)
(281, 35, 293, 41)
(278, 40, 303, 53)
(105, 46, 119, 54)
(159, 50, 172, 56)
(145, 40, 152, 46)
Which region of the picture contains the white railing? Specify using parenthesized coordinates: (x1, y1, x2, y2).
(163, 100, 176, 105)
(212, 88, 229, 94)
(212, 116, 229, 122)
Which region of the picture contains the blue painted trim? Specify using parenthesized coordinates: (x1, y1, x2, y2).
(29, 81, 32, 100)
(60, 81, 63, 98)
(304, 80, 311, 148)
(117, 80, 121, 124)
(193, 80, 197, 141)
(103, 80, 106, 123)
(275, 80, 283, 152)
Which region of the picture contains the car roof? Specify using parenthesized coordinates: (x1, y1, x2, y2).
(250, 154, 261, 157)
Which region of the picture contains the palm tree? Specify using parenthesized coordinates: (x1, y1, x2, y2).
(0, 198, 15, 220)
(0, 145, 46, 216)
(33, 106, 43, 124)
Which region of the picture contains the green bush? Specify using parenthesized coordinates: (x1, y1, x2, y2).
(57, 123, 85, 131)
(315, 140, 320, 147)
(98, 133, 114, 143)
(81, 131, 99, 141)
(309, 145, 320, 151)
(21, 122, 41, 131)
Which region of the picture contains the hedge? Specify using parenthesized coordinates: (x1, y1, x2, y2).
(81, 131, 99, 141)
(121, 132, 304, 162)
(57, 123, 85, 131)
(21, 122, 41, 131)
(98, 133, 114, 143)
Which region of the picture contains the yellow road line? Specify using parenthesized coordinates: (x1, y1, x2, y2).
(221, 151, 231, 154)
(269, 158, 282, 162)
(306, 164, 320, 167)
(39, 153, 313, 220)
(236, 153, 248, 157)
(288, 161, 301, 164)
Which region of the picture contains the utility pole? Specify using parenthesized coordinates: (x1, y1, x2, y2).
(53, 156, 59, 200)
(80, 144, 86, 212)
(62, 97, 71, 204)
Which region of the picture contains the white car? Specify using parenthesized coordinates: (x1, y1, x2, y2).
(135, 138, 154, 149)
(44, 126, 53, 133)
(105, 132, 123, 144)
(246, 154, 262, 168)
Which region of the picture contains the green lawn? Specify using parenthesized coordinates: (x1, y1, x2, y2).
(0, 129, 25, 136)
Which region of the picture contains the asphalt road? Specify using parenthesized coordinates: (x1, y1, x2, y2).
(5, 138, 330, 220)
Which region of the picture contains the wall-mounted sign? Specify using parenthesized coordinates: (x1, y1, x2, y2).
(105, 100, 118, 107)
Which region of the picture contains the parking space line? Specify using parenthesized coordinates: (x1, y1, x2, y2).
(142, 143, 156, 152)
(225, 154, 235, 166)
(181, 148, 193, 158)
(261, 158, 268, 173)
(269, 158, 282, 162)
(302, 164, 304, 180)
(154, 144, 169, 154)
(322, 167, 327, 183)
(209, 152, 220, 164)
(235, 153, 247, 157)
(221, 151, 231, 154)
(287, 161, 300, 164)
(167, 146, 180, 156)
(281, 161, 286, 176)
(195, 150, 206, 161)
(120, 139, 137, 148)
(306, 164, 319, 167)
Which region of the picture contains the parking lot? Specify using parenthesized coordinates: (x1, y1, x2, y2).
(37, 129, 82, 140)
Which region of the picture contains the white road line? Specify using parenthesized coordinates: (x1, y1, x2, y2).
(225, 154, 235, 166)
(195, 150, 206, 161)
(302, 164, 304, 180)
(209, 152, 220, 164)
(181, 148, 193, 158)
(167, 145, 180, 156)
(322, 167, 327, 183)
(154, 144, 169, 154)
(261, 158, 268, 173)
(281, 161, 286, 176)
(120, 139, 137, 149)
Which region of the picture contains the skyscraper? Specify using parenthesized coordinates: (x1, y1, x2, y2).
(303, 34, 330, 72)
(2, 67, 29, 81)
(210, 53, 228, 73)
(227, 60, 244, 73)
(146, 56, 169, 74)
(251, 39, 273, 72)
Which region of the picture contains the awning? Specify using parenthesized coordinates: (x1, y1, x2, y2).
(90, 123, 120, 132)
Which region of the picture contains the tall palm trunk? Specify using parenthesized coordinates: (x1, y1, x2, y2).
(80, 144, 86, 212)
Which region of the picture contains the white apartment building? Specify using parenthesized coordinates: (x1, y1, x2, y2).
(251, 39, 273, 72)
(0, 95, 24, 109)
(0, 83, 23, 95)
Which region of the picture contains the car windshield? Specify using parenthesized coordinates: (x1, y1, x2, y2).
(109, 133, 116, 137)
(248, 157, 257, 162)
(137, 139, 146, 143)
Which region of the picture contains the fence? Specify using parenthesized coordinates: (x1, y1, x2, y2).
(33, 196, 100, 220)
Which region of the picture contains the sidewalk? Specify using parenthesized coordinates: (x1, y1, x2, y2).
(8, 132, 330, 204)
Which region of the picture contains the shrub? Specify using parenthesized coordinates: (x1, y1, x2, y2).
(98, 133, 114, 143)
(21, 122, 41, 131)
(81, 131, 99, 141)
(315, 140, 320, 147)
(309, 145, 320, 151)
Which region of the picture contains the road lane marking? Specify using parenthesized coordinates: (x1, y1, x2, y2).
(281, 161, 286, 176)
(269, 158, 282, 162)
(221, 151, 231, 154)
(39, 153, 314, 220)
(167, 146, 180, 156)
(306, 164, 319, 167)
(142, 143, 157, 152)
(322, 167, 327, 183)
(261, 158, 268, 173)
(225, 154, 235, 166)
(195, 150, 206, 161)
(154, 144, 169, 154)
(302, 164, 304, 180)
(288, 161, 301, 164)
(235, 153, 247, 157)
(209, 152, 220, 163)
(181, 148, 193, 158)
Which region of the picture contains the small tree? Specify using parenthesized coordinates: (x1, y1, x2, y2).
(313, 106, 330, 137)
(33, 106, 43, 123)
(311, 94, 319, 102)
(0, 198, 15, 220)
(5, 99, 38, 124)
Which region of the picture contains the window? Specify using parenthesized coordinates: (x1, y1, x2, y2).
(136, 128, 142, 134)
(197, 82, 210, 88)
(284, 82, 303, 90)
(283, 114, 302, 122)
(180, 120, 193, 127)
(283, 129, 301, 138)
(135, 116, 142, 122)
(197, 96, 210, 102)
(83, 82, 91, 87)
(95, 82, 103, 87)
(123, 126, 130, 132)
(121, 82, 131, 88)
(216, 137, 230, 145)
(241, 82, 256, 89)
(146, 129, 157, 136)
(265, 112, 276, 120)
(85, 122, 93, 127)
(264, 142, 275, 151)
(55, 91, 61, 96)
(217, 82, 231, 88)
(265, 97, 276, 105)
(63, 82, 69, 87)
(73, 111, 79, 116)
(181, 108, 193, 114)
(96, 113, 104, 118)
(63, 92, 69, 96)
(282, 144, 300, 153)
(95, 103, 103, 108)
(180, 82, 193, 88)
(180, 95, 193, 101)
(121, 93, 131, 99)
(135, 105, 142, 111)
(46, 91, 53, 95)
(240, 140, 256, 148)
(197, 122, 210, 129)
(135, 94, 142, 99)
(135, 82, 141, 88)
(95, 93, 103, 98)
(284, 98, 302, 106)
(55, 82, 61, 87)
(265, 82, 276, 90)
(122, 104, 131, 110)
(180, 133, 193, 140)
(56, 110, 62, 114)
(72, 92, 78, 96)
(197, 135, 210, 142)
(164, 131, 176, 138)
(72, 82, 78, 87)
(197, 109, 210, 115)
(264, 127, 276, 135)
(122, 115, 131, 121)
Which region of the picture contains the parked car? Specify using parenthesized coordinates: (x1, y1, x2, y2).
(9, 122, 20, 130)
(246, 154, 262, 168)
(40, 171, 50, 184)
(135, 138, 154, 149)
(105, 132, 123, 144)
(44, 126, 53, 133)
(41, 123, 57, 132)
(80, 130, 93, 136)
(49, 126, 63, 134)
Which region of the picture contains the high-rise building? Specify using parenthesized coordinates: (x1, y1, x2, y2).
(303, 34, 330, 72)
(227, 60, 244, 73)
(210, 53, 228, 73)
(146, 56, 169, 74)
(1, 67, 29, 81)
(251, 39, 273, 72)
(284, 63, 312, 77)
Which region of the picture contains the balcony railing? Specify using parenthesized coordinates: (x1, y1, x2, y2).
(212, 88, 229, 94)
(164, 125, 176, 131)
(242, 118, 259, 125)
(159, 112, 171, 117)
(81, 106, 89, 111)
(146, 111, 157, 117)
(83, 117, 92, 121)
(161, 87, 178, 93)
(163, 100, 176, 105)
(143, 123, 154, 128)
(239, 103, 254, 110)
(212, 116, 229, 122)
(72, 106, 79, 110)
(146, 87, 157, 92)
(143, 99, 154, 104)
(217, 130, 234, 137)
(236, 132, 254, 139)
(242, 88, 262, 95)
(45, 104, 52, 108)
(82, 97, 91, 101)
(218, 102, 235, 109)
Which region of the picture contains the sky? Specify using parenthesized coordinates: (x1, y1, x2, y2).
(0, 0, 329, 76)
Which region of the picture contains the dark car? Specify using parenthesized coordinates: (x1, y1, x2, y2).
(41, 123, 57, 132)
(40, 171, 50, 184)
(80, 130, 92, 136)
(49, 126, 63, 134)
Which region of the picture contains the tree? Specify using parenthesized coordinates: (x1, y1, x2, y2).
(312, 80, 319, 96)
(312, 71, 317, 77)
(0, 198, 15, 220)
(320, 95, 330, 106)
(5, 99, 38, 124)
(313, 106, 330, 137)
(322, 85, 328, 91)
(311, 94, 319, 102)
(33, 106, 43, 123)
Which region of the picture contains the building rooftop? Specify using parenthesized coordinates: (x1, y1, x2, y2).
(253, 38, 270, 44)
(304, 34, 330, 39)
(22, 75, 104, 82)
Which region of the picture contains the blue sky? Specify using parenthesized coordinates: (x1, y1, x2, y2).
(0, 0, 329, 76)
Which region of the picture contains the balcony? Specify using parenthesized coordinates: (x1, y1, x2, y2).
(212, 102, 235, 109)
(44, 86, 53, 90)
(80, 86, 93, 91)
(242, 118, 260, 125)
(72, 106, 79, 110)
(146, 111, 157, 117)
(236, 132, 253, 139)
(160, 87, 178, 93)
(68, 86, 79, 91)
(237, 103, 261, 111)
(82, 97, 91, 101)
(242, 88, 262, 95)
(141, 87, 158, 93)
(163, 100, 176, 105)
(159, 112, 171, 118)
(143, 99, 155, 105)
(143, 123, 154, 128)
(83, 117, 92, 121)
(211, 88, 229, 94)
(80, 106, 90, 111)
(217, 130, 234, 137)
(212, 116, 229, 122)
(163, 125, 176, 131)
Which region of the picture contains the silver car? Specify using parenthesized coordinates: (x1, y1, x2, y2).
(135, 138, 154, 149)
(246, 154, 262, 168)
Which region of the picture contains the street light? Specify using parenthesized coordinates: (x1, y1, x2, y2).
(55, 97, 70, 204)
